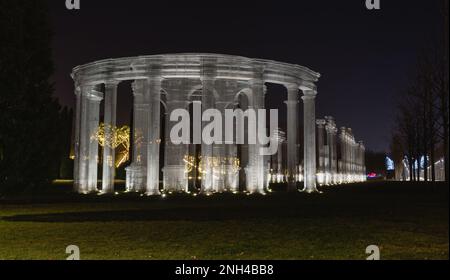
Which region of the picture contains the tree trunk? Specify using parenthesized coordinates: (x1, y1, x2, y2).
(443, 0, 449, 182)
(408, 155, 414, 181)
(431, 143, 436, 181)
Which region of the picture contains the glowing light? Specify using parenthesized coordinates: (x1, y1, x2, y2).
(385, 157, 395, 171)
(91, 123, 131, 168)
(316, 173, 325, 185)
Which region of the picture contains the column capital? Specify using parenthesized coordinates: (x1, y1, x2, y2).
(326, 124, 337, 134)
(285, 83, 300, 92)
(88, 90, 104, 102)
(325, 116, 335, 122)
(301, 94, 316, 101)
(248, 78, 265, 87)
(284, 100, 299, 105)
(201, 77, 216, 85)
(132, 80, 145, 96)
(79, 84, 95, 90)
(147, 76, 164, 85)
(339, 127, 348, 139)
(286, 84, 299, 102)
(316, 119, 327, 127)
(105, 80, 120, 88)
(75, 87, 82, 96)
(302, 89, 317, 97)
(79, 84, 95, 97)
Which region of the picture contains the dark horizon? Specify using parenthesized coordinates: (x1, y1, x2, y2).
(47, 0, 444, 153)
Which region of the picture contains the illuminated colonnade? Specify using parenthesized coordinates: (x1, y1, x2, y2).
(72, 54, 321, 195)
(316, 117, 366, 186)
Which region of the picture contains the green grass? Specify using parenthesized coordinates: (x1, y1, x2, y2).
(0, 182, 448, 260)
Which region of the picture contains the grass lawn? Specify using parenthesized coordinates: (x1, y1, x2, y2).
(0, 181, 448, 260)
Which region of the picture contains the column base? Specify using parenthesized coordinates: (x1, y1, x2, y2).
(145, 190, 161, 196)
(163, 165, 188, 193)
(126, 164, 147, 192)
(245, 166, 266, 194)
(225, 165, 239, 192)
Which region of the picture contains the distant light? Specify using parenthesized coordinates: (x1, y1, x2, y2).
(385, 157, 395, 171)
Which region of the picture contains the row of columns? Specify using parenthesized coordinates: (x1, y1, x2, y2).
(74, 78, 319, 195)
(316, 117, 366, 185)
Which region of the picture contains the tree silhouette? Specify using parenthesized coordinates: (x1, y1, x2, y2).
(0, 0, 70, 194)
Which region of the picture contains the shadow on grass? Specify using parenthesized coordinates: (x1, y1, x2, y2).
(1, 205, 305, 223)
(1, 182, 448, 223)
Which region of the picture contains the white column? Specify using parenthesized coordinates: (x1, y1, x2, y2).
(126, 80, 148, 192)
(201, 78, 215, 194)
(351, 137, 356, 182)
(222, 81, 239, 192)
(87, 90, 103, 192)
(359, 141, 366, 182)
(356, 141, 361, 182)
(332, 128, 338, 184)
(245, 78, 265, 194)
(347, 133, 352, 182)
(347, 130, 353, 183)
(73, 87, 82, 192)
(277, 136, 283, 182)
(272, 129, 285, 183)
(361, 142, 366, 181)
(77, 85, 94, 194)
(286, 84, 299, 192)
(163, 79, 190, 193)
(339, 127, 346, 183)
(316, 119, 326, 185)
(302, 90, 318, 193)
(213, 83, 228, 192)
(146, 78, 162, 195)
(325, 117, 337, 185)
(102, 81, 119, 194)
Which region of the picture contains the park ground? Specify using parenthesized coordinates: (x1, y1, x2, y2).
(0, 181, 448, 260)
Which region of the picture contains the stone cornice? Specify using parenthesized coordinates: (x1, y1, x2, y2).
(72, 53, 320, 90)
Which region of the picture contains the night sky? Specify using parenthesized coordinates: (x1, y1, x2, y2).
(47, 0, 443, 152)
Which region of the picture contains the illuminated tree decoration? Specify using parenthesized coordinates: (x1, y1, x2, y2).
(185, 155, 240, 177)
(91, 123, 130, 168)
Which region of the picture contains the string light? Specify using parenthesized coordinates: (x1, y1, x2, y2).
(91, 123, 131, 168)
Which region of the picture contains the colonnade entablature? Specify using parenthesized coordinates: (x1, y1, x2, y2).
(71, 53, 336, 196)
(72, 53, 319, 92)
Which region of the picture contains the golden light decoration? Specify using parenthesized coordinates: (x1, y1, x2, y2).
(91, 123, 131, 168)
(184, 155, 241, 177)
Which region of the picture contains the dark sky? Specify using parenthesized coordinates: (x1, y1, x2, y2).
(47, 0, 443, 152)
